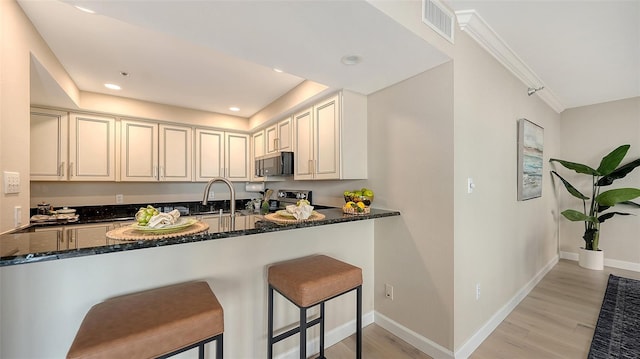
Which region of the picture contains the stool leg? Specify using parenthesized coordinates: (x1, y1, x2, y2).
(356, 285, 362, 359)
(268, 285, 274, 359)
(300, 307, 307, 359)
(216, 333, 223, 359)
(319, 302, 325, 359)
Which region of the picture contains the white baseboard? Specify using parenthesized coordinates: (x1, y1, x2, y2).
(560, 250, 640, 272)
(276, 310, 374, 359)
(374, 312, 454, 358)
(277, 255, 561, 359)
(453, 254, 559, 358)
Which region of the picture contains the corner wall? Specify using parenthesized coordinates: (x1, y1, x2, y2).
(558, 97, 640, 265)
(0, 0, 77, 233)
(368, 62, 455, 351)
(452, 31, 561, 350)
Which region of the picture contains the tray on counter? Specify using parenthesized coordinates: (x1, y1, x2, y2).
(263, 212, 326, 224)
(106, 220, 209, 241)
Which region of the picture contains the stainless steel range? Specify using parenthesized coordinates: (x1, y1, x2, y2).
(276, 189, 312, 208)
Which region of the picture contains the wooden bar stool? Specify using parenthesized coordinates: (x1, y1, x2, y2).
(268, 255, 362, 359)
(67, 281, 224, 359)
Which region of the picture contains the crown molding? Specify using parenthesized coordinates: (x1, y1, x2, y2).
(455, 10, 565, 113)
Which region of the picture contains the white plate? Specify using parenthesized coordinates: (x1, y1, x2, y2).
(57, 208, 76, 214)
(130, 218, 197, 233)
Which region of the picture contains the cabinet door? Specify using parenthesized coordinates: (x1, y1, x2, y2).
(67, 224, 110, 249)
(225, 132, 249, 181)
(314, 95, 341, 180)
(32, 227, 65, 252)
(293, 107, 314, 180)
(159, 124, 192, 181)
(251, 131, 265, 181)
(30, 108, 68, 181)
(69, 113, 116, 181)
(265, 124, 278, 154)
(195, 129, 224, 181)
(277, 117, 292, 152)
(120, 119, 158, 181)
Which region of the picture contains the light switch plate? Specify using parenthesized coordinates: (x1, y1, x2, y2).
(3, 171, 20, 194)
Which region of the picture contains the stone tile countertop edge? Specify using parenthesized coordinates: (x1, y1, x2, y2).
(1, 208, 400, 267)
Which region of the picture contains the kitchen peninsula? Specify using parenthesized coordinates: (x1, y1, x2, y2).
(0, 204, 399, 266)
(0, 201, 400, 358)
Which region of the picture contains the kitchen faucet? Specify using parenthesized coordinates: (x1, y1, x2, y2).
(202, 177, 236, 218)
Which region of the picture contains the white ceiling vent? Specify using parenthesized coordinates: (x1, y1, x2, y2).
(422, 0, 455, 44)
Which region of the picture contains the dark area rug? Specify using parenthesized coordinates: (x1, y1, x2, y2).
(588, 274, 640, 359)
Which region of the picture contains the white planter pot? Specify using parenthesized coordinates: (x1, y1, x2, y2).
(578, 247, 604, 270)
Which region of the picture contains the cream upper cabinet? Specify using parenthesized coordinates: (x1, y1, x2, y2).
(277, 117, 292, 152)
(69, 113, 116, 181)
(195, 128, 224, 181)
(293, 91, 367, 180)
(159, 124, 192, 181)
(265, 124, 278, 154)
(195, 129, 249, 182)
(251, 131, 265, 181)
(120, 119, 158, 181)
(121, 120, 192, 182)
(293, 107, 314, 180)
(225, 132, 250, 181)
(30, 108, 68, 181)
(265, 117, 292, 155)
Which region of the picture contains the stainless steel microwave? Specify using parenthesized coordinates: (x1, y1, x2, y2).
(255, 151, 294, 177)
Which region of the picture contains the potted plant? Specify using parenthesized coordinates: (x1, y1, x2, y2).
(550, 144, 640, 270)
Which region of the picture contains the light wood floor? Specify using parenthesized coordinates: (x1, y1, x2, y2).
(327, 259, 640, 358)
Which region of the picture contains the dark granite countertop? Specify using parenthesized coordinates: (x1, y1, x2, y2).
(1, 207, 400, 267)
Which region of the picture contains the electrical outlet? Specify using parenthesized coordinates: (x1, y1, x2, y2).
(385, 284, 394, 300)
(476, 283, 481, 300)
(115, 194, 124, 204)
(14, 206, 22, 227)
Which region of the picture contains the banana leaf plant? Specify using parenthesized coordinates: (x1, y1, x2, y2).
(550, 144, 640, 251)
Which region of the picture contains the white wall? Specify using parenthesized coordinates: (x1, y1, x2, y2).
(452, 31, 561, 350)
(367, 62, 455, 350)
(558, 97, 640, 264)
(0, 220, 375, 358)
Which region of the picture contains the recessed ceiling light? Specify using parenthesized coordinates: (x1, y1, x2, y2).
(74, 5, 95, 14)
(341, 55, 362, 65)
(229, 107, 240, 112)
(273, 68, 284, 73)
(104, 83, 121, 90)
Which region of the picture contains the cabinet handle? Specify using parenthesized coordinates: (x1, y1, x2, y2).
(58, 162, 65, 177)
(153, 166, 157, 178)
(308, 160, 313, 175)
(274, 138, 279, 150)
(159, 166, 164, 179)
(69, 162, 74, 177)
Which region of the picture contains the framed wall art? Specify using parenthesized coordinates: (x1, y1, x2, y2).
(517, 118, 544, 200)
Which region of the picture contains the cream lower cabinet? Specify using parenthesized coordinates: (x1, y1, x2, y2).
(293, 91, 367, 180)
(31, 222, 133, 252)
(69, 113, 117, 181)
(121, 119, 192, 182)
(30, 108, 68, 181)
(195, 129, 249, 182)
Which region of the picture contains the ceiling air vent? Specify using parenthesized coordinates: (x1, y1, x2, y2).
(422, 0, 455, 44)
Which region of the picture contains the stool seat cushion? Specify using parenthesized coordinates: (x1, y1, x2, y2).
(268, 255, 362, 307)
(67, 281, 223, 359)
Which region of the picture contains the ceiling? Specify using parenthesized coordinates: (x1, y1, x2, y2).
(448, 0, 640, 110)
(18, 0, 450, 118)
(18, 0, 640, 118)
